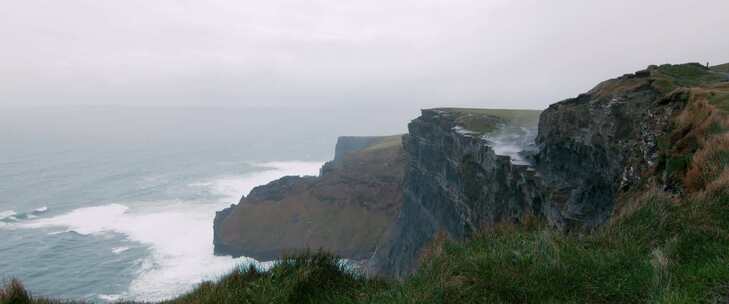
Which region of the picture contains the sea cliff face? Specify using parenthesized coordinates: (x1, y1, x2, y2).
(535, 68, 681, 229)
(368, 109, 543, 277)
(213, 135, 404, 261)
(535, 63, 728, 230)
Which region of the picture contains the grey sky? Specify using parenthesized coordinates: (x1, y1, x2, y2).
(1, 0, 727, 110)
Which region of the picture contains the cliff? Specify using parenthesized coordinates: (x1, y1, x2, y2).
(537, 63, 729, 229)
(213, 135, 405, 261)
(368, 108, 543, 277)
(370, 62, 729, 278)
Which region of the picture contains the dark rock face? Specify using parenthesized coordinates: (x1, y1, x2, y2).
(213, 135, 405, 261)
(535, 68, 688, 229)
(369, 109, 544, 278)
(213, 205, 235, 256)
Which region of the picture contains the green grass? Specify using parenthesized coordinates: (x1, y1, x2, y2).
(650, 63, 727, 91)
(369, 188, 729, 304)
(651, 78, 677, 95)
(431, 108, 542, 135)
(656, 63, 726, 84)
(710, 63, 729, 73)
(664, 154, 693, 181)
(360, 135, 403, 152)
(708, 91, 729, 112)
(436, 108, 542, 128)
(0, 279, 63, 304)
(164, 252, 389, 304)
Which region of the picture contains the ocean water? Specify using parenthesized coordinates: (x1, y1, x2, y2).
(0, 106, 411, 302)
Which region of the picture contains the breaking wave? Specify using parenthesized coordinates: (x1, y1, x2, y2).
(16, 161, 323, 301)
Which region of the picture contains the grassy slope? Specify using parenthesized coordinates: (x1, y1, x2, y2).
(434, 108, 542, 134)
(711, 63, 729, 73)
(435, 108, 542, 125)
(4, 64, 729, 304)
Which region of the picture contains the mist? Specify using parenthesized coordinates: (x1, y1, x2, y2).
(1, 0, 728, 110)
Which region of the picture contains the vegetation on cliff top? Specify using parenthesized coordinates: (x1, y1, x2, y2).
(711, 63, 729, 73)
(434, 108, 542, 135)
(359, 135, 403, 153)
(3, 63, 729, 304)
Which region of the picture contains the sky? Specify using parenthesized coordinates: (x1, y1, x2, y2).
(1, 0, 728, 110)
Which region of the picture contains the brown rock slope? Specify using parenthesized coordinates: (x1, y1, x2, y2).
(213, 135, 405, 261)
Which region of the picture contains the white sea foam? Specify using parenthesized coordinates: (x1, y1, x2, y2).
(112, 246, 130, 254)
(21, 201, 252, 302)
(0, 207, 47, 224)
(18, 161, 323, 302)
(483, 127, 537, 166)
(490, 140, 527, 164)
(452, 125, 478, 136)
(22, 204, 129, 235)
(0, 210, 17, 221)
(193, 161, 323, 202)
(97, 294, 123, 302)
(33, 206, 49, 213)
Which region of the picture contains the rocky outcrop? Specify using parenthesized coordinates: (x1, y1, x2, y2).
(368, 109, 543, 278)
(535, 63, 728, 229)
(214, 135, 405, 261)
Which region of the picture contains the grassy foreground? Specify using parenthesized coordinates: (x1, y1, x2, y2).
(4, 185, 728, 304)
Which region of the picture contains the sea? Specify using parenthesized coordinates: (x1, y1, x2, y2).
(0, 106, 412, 302)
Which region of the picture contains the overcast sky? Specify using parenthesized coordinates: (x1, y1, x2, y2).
(1, 0, 728, 110)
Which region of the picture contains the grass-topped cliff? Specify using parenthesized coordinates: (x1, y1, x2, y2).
(4, 62, 729, 304)
(213, 135, 405, 262)
(430, 108, 541, 135)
